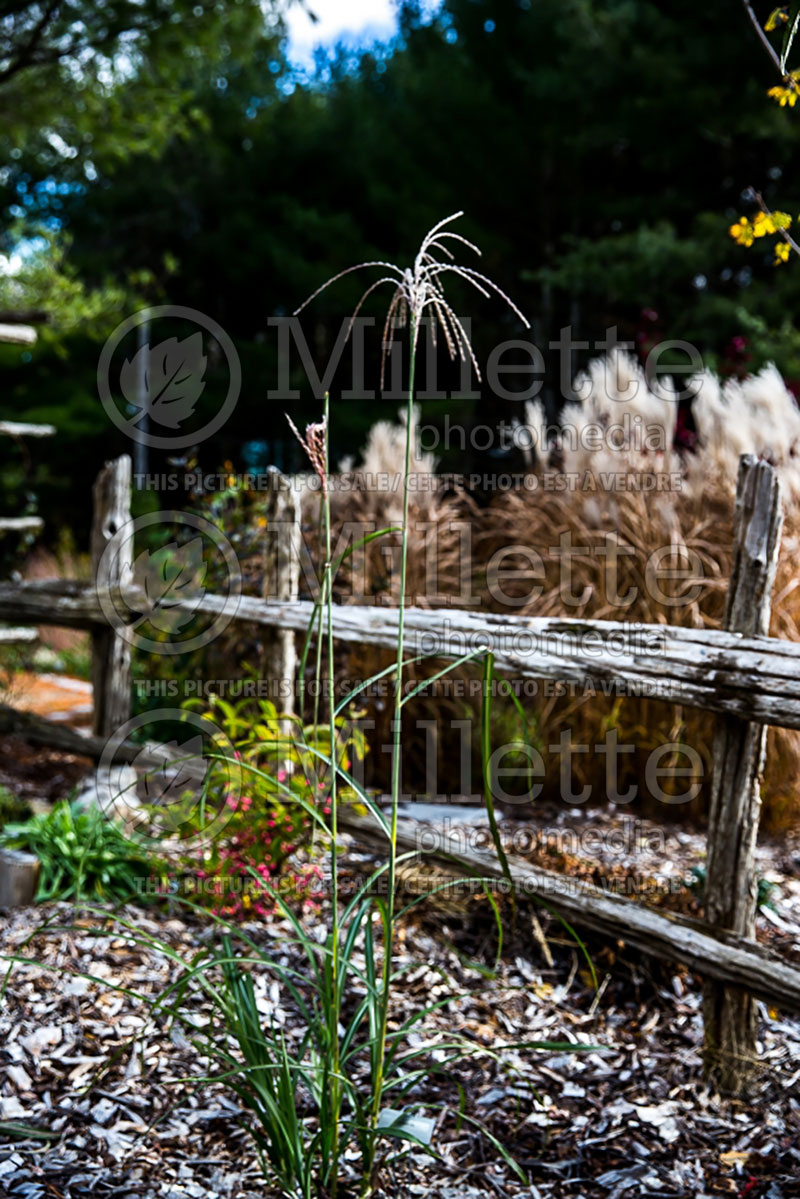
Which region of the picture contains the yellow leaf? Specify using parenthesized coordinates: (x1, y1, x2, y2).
(720, 1149, 750, 1168)
(768, 84, 799, 106)
(765, 8, 789, 32)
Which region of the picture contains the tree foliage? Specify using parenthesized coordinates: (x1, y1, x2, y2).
(4, 0, 800, 534)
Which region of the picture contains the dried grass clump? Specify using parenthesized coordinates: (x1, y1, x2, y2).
(292, 405, 477, 791)
(313, 354, 800, 830)
(523, 350, 800, 506)
(299, 405, 460, 607)
(500, 352, 800, 831)
(335, 403, 438, 528)
(524, 350, 679, 489)
(470, 484, 800, 830)
(688, 365, 800, 503)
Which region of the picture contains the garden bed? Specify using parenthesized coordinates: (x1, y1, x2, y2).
(1, 823, 799, 1199)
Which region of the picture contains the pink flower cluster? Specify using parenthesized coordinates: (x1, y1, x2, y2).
(200, 778, 332, 920)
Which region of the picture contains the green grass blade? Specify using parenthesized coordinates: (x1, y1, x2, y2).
(481, 651, 516, 930)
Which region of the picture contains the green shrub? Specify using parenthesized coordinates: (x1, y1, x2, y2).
(179, 692, 366, 918)
(0, 786, 32, 831)
(0, 800, 154, 902)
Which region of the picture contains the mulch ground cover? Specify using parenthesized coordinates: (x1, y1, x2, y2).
(1, 808, 799, 1199)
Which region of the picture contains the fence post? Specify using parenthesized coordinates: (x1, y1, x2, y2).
(702, 453, 783, 1094)
(262, 468, 301, 716)
(91, 455, 133, 739)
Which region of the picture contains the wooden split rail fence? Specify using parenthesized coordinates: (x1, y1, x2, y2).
(0, 451, 797, 1091)
(0, 317, 54, 646)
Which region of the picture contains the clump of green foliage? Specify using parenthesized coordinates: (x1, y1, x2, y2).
(179, 691, 366, 920)
(0, 800, 154, 902)
(0, 786, 32, 831)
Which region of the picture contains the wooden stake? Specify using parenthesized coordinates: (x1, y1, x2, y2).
(91, 456, 133, 739)
(262, 468, 301, 716)
(702, 454, 783, 1093)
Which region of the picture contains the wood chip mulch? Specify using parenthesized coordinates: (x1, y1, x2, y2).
(0, 856, 799, 1199)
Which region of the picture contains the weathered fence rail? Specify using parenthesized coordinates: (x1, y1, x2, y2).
(4, 581, 800, 728)
(0, 394, 54, 647)
(0, 421, 56, 439)
(0, 324, 37, 347)
(340, 808, 800, 1014)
